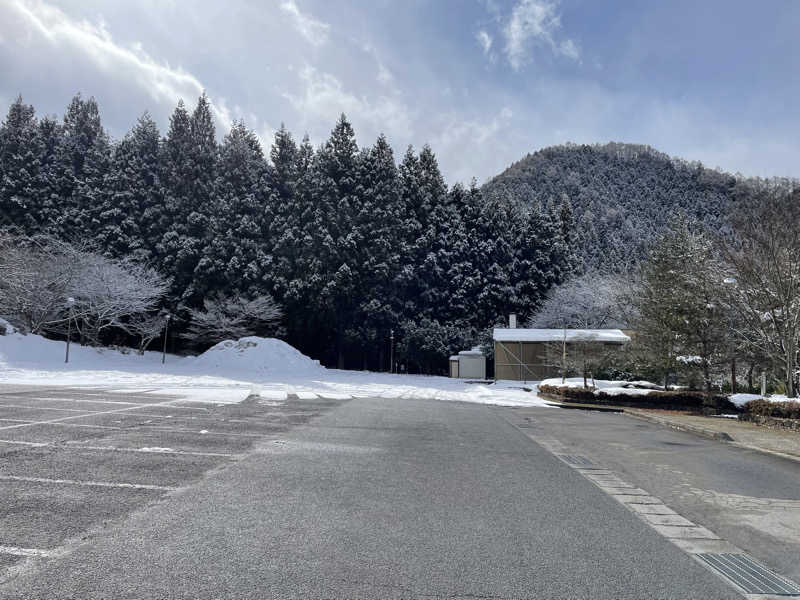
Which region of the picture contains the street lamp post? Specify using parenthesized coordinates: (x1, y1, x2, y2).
(65, 297, 75, 364)
(390, 329, 394, 374)
(162, 314, 171, 365)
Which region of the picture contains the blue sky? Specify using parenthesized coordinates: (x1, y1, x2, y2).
(1, 0, 798, 183)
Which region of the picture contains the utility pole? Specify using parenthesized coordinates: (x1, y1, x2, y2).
(64, 297, 75, 364)
(390, 329, 394, 374)
(162, 314, 171, 365)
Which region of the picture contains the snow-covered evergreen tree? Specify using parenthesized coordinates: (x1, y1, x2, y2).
(95, 112, 162, 261)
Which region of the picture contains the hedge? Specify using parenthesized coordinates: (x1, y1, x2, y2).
(538, 384, 736, 412)
(743, 399, 800, 420)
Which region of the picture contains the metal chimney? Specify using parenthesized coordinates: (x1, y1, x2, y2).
(509, 314, 517, 329)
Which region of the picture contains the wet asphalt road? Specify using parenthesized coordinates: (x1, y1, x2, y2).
(0, 386, 745, 599)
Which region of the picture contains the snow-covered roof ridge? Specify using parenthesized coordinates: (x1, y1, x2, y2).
(493, 328, 631, 343)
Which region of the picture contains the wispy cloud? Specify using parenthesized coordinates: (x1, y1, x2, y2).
(279, 0, 330, 47)
(476, 30, 493, 55)
(283, 64, 412, 141)
(503, 0, 579, 70)
(4, 0, 237, 132)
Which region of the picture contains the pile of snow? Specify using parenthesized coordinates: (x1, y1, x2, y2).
(192, 337, 323, 376)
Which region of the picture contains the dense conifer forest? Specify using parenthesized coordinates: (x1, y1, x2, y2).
(0, 94, 574, 372)
(3, 93, 780, 373)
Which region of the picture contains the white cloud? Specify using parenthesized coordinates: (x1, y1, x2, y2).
(476, 30, 493, 55)
(503, 0, 579, 70)
(360, 42, 394, 85)
(282, 64, 413, 141)
(429, 106, 515, 183)
(279, 0, 330, 47)
(4, 0, 236, 133)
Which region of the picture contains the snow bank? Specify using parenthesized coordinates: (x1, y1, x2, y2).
(0, 327, 551, 408)
(728, 392, 795, 408)
(540, 377, 659, 397)
(192, 337, 323, 376)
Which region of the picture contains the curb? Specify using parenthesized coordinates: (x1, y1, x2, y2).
(623, 410, 734, 442)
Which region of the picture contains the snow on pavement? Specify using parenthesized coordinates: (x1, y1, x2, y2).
(0, 329, 550, 407)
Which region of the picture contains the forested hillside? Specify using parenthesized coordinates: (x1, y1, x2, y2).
(482, 142, 753, 271)
(0, 94, 574, 372)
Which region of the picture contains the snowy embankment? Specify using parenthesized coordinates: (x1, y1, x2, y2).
(0, 320, 548, 407)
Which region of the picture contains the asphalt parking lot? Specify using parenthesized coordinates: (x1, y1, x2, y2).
(0, 393, 743, 600)
(0, 384, 347, 581)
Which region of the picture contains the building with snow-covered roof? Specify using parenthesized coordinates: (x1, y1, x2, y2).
(449, 347, 487, 379)
(493, 328, 630, 381)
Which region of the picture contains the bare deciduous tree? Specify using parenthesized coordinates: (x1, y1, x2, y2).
(71, 254, 168, 343)
(529, 273, 626, 330)
(528, 272, 626, 387)
(0, 233, 84, 333)
(0, 233, 168, 345)
(182, 294, 283, 346)
(118, 311, 168, 354)
(721, 181, 800, 397)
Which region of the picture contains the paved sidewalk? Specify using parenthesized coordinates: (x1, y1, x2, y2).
(625, 408, 800, 461)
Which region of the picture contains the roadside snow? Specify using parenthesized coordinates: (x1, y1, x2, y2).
(540, 377, 659, 397)
(728, 392, 794, 407)
(0, 329, 550, 408)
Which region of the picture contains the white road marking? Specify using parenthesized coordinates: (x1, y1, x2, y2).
(0, 419, 122, 430)
(0, 545, 56, 558)
(0, 404, 112, 414)
(0, 474, 177, 491)
(0, 439, 48, 447)
(0, 396, 206, 432)
(63, 444, 237, 458)
(146, 427, 267, 438)
(0, 404, 179, 420)
(0, 396, 209, 411)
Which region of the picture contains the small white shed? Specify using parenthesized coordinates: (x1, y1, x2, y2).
(449, 347, 487, 379)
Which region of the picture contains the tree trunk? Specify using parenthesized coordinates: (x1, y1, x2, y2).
(787, 345, 796, 398)
(747, 363, 754, 392)
(731, 358, 737, 394)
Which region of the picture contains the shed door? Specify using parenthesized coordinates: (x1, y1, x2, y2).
(449, 360, 459, 378)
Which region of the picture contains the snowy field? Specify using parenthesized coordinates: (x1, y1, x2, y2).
(0, 322, 549, 408)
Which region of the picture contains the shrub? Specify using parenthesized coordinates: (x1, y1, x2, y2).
(538, 384, 736, 412)
(743, 399, 800, 420)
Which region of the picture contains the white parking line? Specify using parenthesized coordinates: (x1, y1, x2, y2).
(0, 404, 110, 414)
(0, 404, 185, 420)
(0, 439, 48, 447)
(63, 445, 238, 458)
(0, 475, 178, 491)
(0, 420, 123, 430)
(0, 545, 56, 558)
(0, 397, 205, 432)
(0, 396, 209, 411)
